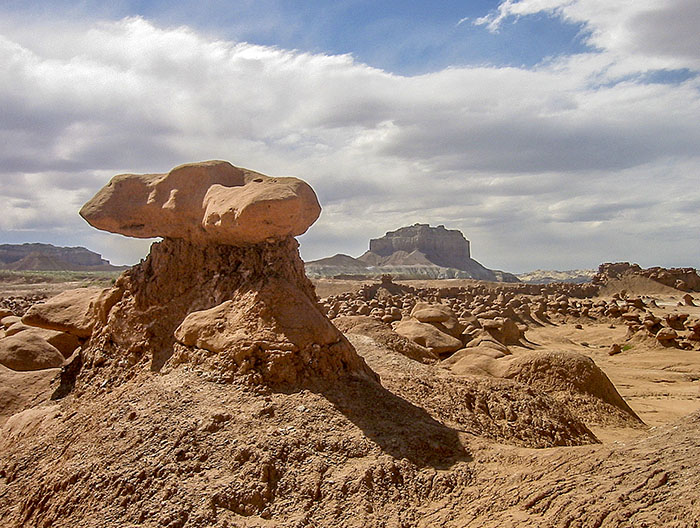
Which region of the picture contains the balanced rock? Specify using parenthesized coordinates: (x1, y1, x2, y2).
(77, 161, 375, 388)
(79, 160, 320, 246)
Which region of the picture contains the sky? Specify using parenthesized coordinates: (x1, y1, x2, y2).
(0, 0, 699, 273)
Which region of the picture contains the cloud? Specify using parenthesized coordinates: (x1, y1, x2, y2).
(476, 0, 700, 71)
(0, 14, 698, 272)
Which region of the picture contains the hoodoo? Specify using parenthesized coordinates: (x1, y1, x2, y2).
(74, 160, 377, 386)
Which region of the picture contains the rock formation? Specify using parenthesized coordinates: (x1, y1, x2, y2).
(45, 160, 375, 388)
(0, 243, 122, 271)
(516, 268, 596, 284)
(80, 159, 321, 246)
(593, 262, 700, 292)
(307, 223, 519, 281)
(362, 224, 471, 269)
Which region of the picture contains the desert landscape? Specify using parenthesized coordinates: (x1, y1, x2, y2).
(0, 161, 698, 527)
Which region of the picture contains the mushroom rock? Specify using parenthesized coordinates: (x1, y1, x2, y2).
(78, 161, 377, 388)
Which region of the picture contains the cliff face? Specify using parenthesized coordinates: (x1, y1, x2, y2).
(365, 224, 471, 270)
(0, 243, 120, 271)
(307, 224, 518, 282)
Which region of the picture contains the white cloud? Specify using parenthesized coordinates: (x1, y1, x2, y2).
(0, 14, 698, 272)
(476, 0, 700, 71)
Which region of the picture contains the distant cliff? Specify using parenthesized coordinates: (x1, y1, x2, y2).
(306, 224, 518, 282)
(0, 243, 124, 271)
(361, 224, 471, 270)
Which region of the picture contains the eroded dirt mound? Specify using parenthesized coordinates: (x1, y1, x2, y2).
(2, 351, 699, 527)
(0, 369, 470, 528)
(346, 333, 597, 448)
(498, 351, 643, 427)
(450, 410, 700, 527)
(333, 315, 439, 364)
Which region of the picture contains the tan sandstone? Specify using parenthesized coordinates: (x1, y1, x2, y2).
(79, 160, 321, 246)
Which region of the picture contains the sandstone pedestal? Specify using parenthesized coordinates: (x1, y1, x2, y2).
(78, 161, 377, 387)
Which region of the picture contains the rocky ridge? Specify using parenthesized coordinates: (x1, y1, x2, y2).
(594, 261, 700, 291)
(516, 268, 596, 284)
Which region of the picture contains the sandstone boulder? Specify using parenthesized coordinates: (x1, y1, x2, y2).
(0, 365, 59, 425)
(22, 288, 115, 338)
(498, 351, 643, 426)
(393, 320, 462, 355)
(410, 302, 465, 338)
(656, 328, 678, 342)
(411, 303, 451, 323)
(0, 333, 64, 371)
(1, 324, 79, 359)
(1, 315, 20, 330)
(5, 322, 32, 337)
(79, 160, 321, 246)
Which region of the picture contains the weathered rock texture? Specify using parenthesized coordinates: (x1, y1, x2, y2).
(80, 160, 320, 246)
(76, 161, 375, 388)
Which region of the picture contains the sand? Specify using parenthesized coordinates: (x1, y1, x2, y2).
(1, 276, 699, 527)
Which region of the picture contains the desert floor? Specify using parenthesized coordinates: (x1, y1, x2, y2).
(2, 276, 699, 527)
(314, 277, 700, 441)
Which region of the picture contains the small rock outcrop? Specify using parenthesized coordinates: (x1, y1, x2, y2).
(71, 160, 377, 387)
(593, 262, 700, 292)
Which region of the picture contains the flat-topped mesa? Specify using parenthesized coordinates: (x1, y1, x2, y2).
(79, 160, 321, 245)
(75, 161, 376, 388)
(366, 224, 471, 269)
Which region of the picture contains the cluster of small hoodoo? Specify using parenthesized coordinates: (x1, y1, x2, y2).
(322, 277, 700, 355)
(593, 262, 700, 292)
(321, 278, 594, 359)
(610, 292, 700, 350)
